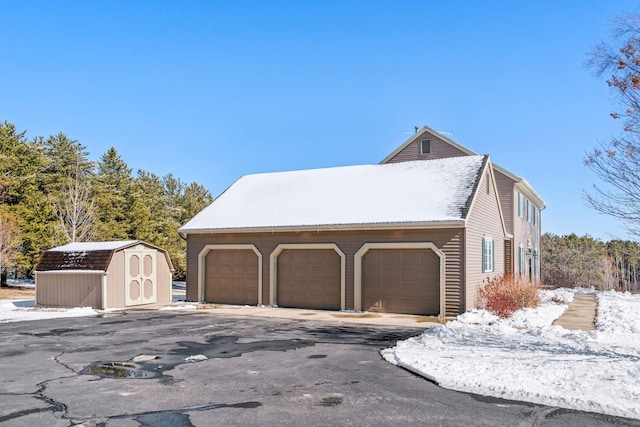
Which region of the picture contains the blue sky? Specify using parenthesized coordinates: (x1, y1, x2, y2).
(1, 1, 638, 240)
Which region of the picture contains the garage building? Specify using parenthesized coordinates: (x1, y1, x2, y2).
(184, 152, 509, 315)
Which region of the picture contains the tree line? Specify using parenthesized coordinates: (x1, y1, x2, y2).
(0, 121, 213, 282)
(541, 233, 640, 291)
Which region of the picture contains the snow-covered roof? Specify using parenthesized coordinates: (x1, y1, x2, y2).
(35, 240, 175, 272)
(382, 125, 546, 209)
(179, 156, 486, 233)
(49, 241, 139, 252)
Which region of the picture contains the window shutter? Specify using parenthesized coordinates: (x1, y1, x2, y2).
(491, 240, 495, 272)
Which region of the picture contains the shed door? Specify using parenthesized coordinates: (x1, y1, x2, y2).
(277, 250, 340, 310)
(204, 250, 259, 305)
(125, 250, 157, 306)
(362, 249, 439, 315)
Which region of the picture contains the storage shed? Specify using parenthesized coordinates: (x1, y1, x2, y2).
(34, 240, 174, 309)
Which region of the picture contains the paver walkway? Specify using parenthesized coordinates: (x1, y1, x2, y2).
(552, 293, 597, 330)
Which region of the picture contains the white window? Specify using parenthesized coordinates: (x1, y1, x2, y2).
(526, 199, 531, 222)
(518, 193, 525, 218)
(533, 248, 539, 283)
(532, 207, 538, 226)
(518, 246, 525, 275)
(482, 238, 494, 273)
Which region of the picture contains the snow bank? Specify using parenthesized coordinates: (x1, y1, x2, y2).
(0, 300, 99, 323)
(382, 289, 640, 420)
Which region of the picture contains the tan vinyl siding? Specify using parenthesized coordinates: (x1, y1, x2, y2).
(384, 132, 469, 163)
(186, 228, 466, 316)
(494, 169, 515, 235)
(465, 168, 506, 310)
(513, 188, 543, 284)
(36, 273, 102, 308)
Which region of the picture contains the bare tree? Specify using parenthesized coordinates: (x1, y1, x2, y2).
(56, 168, 95, 244)
(586, 12, 640, 238)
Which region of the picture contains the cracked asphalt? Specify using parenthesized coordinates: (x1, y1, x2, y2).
(1, 311, 639, 426)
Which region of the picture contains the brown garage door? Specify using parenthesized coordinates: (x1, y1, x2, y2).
(277, 249, 341, 310)
(362, 249, 439, 315)
(205, 250, 259, 305)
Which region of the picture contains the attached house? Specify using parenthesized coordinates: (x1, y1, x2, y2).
(383, 126, 546, 284)
(179, 126, 545, 317)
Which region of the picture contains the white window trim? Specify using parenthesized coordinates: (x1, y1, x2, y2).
(482, 238, 494, 273)
(518, 245, 526, 276)
(518, 192, 525, 218)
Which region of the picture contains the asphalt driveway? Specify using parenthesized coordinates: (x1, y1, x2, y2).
(0, 311, 638, 427)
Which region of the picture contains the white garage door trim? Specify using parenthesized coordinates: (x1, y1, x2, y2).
(354, 242, 446, 317)
(197, 244, 263, 304)
(269, 243, 346, 310)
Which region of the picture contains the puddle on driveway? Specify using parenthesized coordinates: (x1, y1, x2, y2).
(82, 335, 314, 380)
(86, 362, 157, 379)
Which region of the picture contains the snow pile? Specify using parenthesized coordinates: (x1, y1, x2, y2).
(382, 289, 640, 420)
(0, 300, 98, 323)
(184, 354, 208, 363)
(160, 303, 197, 311)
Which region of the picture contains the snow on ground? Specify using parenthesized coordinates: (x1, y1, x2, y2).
(382, 289, 640, 420)
(0, 299, 99, 323)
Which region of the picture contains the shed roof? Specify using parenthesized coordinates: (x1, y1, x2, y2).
(48, 240, 139, 252)
(34, 240, 174, 272)
(179, 155, 486, 233)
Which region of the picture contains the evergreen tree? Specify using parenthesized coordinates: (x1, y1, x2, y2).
(129, 170, 168, 244)
(92, 147, 133, 240)
(0, 122, 54, 274)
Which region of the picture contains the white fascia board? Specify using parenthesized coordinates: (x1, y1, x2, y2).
(34, 270, 106, 274)
(180, 220, 466, 235)
(515, 179, 546, 209)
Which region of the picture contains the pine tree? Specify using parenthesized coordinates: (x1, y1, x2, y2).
(0, 122, 54, 274)
(92, 147, 133, 241)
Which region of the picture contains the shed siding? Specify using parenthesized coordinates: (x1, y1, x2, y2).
(36, 273, 102, 308)
(106, 250, 126, 308)
(186, 228, 466, 316)
(384, 132, 469, 163)
(156, 251, 173, 305)
(465, 168, 505, 310)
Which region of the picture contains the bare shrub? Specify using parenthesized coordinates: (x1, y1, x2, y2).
(479, 274, 541, 318)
